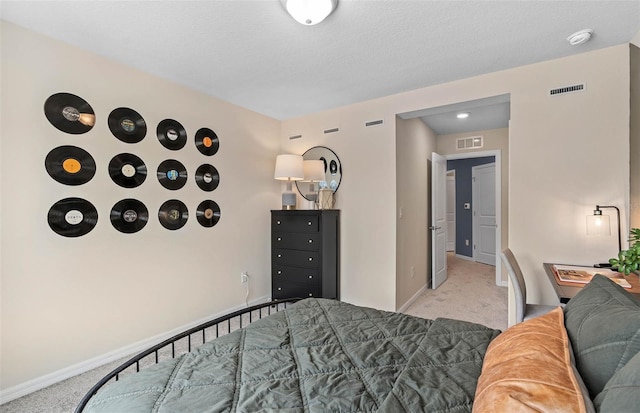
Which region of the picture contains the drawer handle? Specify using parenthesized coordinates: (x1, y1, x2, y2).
(308, 257, 313, 261)
(277, 270, 282, 275)
(307, 221, 312, 226)
(278, 287, 282, 291)
(276, 220, 281, 225)
(277, 237, 282, 241)
(308, 275, 313, 279)
(308, 239, 313, 243)
(278, 254, 282, 258)
(308, 293, 313, 296)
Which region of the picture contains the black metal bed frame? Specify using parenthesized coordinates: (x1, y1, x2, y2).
(74, 299, 299, 413)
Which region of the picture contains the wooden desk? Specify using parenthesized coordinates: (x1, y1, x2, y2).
(543, 263, 640, 303)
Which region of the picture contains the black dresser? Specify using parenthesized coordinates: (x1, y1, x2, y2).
(271, 210, 340, 300)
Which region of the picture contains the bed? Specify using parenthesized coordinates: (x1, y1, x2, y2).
(76, 275, 640, 413)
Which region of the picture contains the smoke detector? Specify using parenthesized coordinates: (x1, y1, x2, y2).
(567, 29, 593, 46)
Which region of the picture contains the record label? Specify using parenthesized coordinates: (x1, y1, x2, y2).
(123, 210, 137, 223)
(157, 119, 187, 150)
(121, 119, 136, 132)
(121, 164, 136, 178)
(195, 164, 219, 192)
(157, 159, 187, 190)
(109, 153, 147, 188)
(196, 200, 220, 228)
(108, 107, 147, 143)
(44, 93, 95, 134)
(48, 197, 98, 237)
(158, 199, 188, 230)
(65, 210, 84, 225)
(62, 158, 81, 174)
(110, 199, 148, 234)
(195, 127, 219, 156)
(45, 146, 96, 186)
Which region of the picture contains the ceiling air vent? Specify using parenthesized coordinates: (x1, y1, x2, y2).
(549, 83, 586, 96)
(289, 134, 302, 140)
(324, 127, 339, 134)
(365, 119, 383, 127)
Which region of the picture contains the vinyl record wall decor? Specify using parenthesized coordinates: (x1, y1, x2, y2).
(43, 92, 222, 236)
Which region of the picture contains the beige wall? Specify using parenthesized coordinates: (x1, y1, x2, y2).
(631, 45, 640, 228)
(437, 127, 509, 285)
(1, 22, 281, 393)
(395, 117, 437, 309)
(281, 44, 630, 314)
(633, 30, 640, 46)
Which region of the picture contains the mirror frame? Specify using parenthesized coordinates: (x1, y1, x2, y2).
(296, 146, 342, 201)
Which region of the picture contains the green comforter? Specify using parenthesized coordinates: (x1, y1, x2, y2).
(84, 298, 500, 413)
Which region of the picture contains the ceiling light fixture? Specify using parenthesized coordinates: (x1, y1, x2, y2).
(281, 0, 338, 26)
(456, 112, 470, 119)
(567, 29, 593, 46)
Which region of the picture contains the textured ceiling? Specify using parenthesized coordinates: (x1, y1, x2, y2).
(2, 0, 639, 123)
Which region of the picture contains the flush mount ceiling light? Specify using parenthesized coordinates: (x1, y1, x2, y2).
(456, 112, 470, 119)
(567, 29, 593, 46)
(281, 0, 338, 25)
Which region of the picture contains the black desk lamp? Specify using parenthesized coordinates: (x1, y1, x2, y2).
(587, 205, 621, 268)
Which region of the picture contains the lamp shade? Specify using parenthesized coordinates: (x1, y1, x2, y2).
(282, 0, 338, 25)
(586, 214, 611, 236)
(303, 160, 325, 182)
(274, 154, 304, 181)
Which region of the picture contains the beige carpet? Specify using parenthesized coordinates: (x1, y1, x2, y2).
(404, 253, 508, 331)
(1, 254, 507, 412)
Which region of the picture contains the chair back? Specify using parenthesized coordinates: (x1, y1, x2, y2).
(500, 248, 527, 323)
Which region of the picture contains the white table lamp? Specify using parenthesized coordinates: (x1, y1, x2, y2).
(274, 154, 304, 210)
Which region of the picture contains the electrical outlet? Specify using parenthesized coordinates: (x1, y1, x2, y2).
(240, 272, 248, 283)
(465, 239, 469, 246)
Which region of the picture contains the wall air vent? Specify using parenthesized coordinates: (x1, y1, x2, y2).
(365, 119, 384, 127)
(549, 83, 586, 96)
(324, 128, 339, 134)
(289, 134, 302, 140)
(456, 136, 483, 150)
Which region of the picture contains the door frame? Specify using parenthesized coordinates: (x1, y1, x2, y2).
(443, 150, 502, 286)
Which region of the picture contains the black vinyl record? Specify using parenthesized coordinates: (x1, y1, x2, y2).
(44, 92, 95, 134)
(47, 197, 98, 237)
(108, 107, 147, 143)
(157, 159, 187, 190)
(156, 119, 187, 150)
(158, 199, 188, 230)
(45, 145, 96, 185)
(196, 200, 221, 228)
(195, 127, 219, 156)
(110, 199, 149, 234)
(108, 153, 147, 188)
(194, 164, 219, 192)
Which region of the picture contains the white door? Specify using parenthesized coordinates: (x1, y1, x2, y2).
(472, 163, 496, 266)
(431, 152, 447, 288)
(446, 172, 456, 252)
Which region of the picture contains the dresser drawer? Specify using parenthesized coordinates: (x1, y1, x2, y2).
(272, 232, 320, 251)
(273, 281, 321, 300)
(273, 249, 320, 268)
(273, 265, 320, 284)
(272, 214, 319, 233)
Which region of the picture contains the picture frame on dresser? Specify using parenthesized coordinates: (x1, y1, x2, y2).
(271, 210, 340, 300)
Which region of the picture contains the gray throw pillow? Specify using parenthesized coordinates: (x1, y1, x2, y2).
(594, 351, 640, 412)
(563, 274, 640, 397)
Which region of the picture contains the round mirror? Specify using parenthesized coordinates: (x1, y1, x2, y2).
(296, 146, 342, 201)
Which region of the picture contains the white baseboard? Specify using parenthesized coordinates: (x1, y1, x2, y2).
(0, 295, 270, 405)
(397, 284, 427, 313)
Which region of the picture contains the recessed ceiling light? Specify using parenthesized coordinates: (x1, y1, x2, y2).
(567, 29, 593, 46)
(457, 112, 470, 119)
